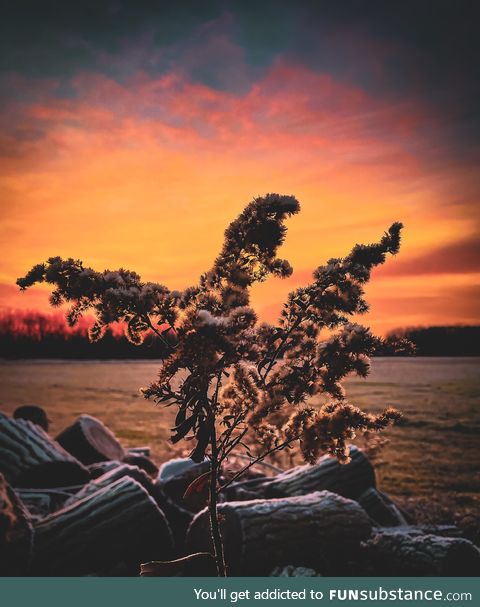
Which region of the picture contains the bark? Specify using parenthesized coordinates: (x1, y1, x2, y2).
(122, 453, 158, 478)
(153, 460, 210, 552)
(87, 460, 124, 478)
(157, 457, 207, 483)
(363, 528, 480, 576)
(55, 414, 125, 465)
(152, 484, 194, 553)
(64, 463, 153, 506)
(0, 473, 34, 574)
(0, 412, 89, 488)
(16, 488, 71, 519)
(187, 490, 372, 575)
(258, 445, 375, 501)
(32, 476, 174, 576)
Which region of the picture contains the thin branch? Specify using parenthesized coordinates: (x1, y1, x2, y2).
(260, 318, 302, 383)
(234, 452, 284, 473)
(219, 426, 249, 464)
(218, 411, 247, 454)
(218, 437, 297, 493)
(143, 314, 175, 351)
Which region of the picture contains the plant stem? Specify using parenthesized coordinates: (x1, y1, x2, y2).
(208, 415, 227, 576)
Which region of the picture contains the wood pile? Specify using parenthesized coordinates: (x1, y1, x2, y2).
(1, 406, 479, 576)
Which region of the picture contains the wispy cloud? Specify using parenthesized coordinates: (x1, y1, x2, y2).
(0, 3, 478, 334)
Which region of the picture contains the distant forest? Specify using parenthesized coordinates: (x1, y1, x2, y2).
(386, 325, 480, 357)
(0, 311, 170, 359)
(0, 311, 478, 358)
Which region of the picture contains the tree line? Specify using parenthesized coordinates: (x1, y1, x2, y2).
(0, 311, 478, 358)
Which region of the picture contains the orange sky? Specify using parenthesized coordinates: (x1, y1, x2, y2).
(1, 60, 478, 335)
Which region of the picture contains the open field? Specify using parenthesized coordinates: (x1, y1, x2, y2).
(1, 357, 479, 524)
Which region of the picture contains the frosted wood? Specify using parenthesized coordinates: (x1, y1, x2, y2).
(0, 412, 89, 488)
(64, 463, 153, 506)
(364, 528, 480, 576)
(56, 414, 125, 464)
(32, 476, 174, 575)
(187, 490, 372, 575)
(260, 445, 374, 500)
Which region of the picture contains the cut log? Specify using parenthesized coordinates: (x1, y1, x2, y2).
(13, 405, 49, 432)
(122, 453, 159, 478)
(64, 463, 153, 506)
(87, 460, 124, 478)
(378, 490, 415, 524)
(0, 473, 34, 575)
(0, 412, 89, 488)
(357, 488, 407, 526)
(16, 488, 72, 519)
(157, 457, 205, 482)
(56, 414, 125, 464)
(158, 460, 210, 513)
(258, 445, 375, 500)
(32, 476, 174, 575)
(363, 528, 480, 576)
(153, 459, 210, 550)
(151, 485, 196, 552)
(187, 490, 372, 575)
(16, 489, 52, 519)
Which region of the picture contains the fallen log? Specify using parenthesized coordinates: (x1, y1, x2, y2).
(64, 463, 153, 506)
(0, 412, 89, 488)
(187, 490, 372, 575)
(151, 484, 194, 552)
(122, 453, 159, 478)
(56, 414, 125, 464)
(363, 528, 480, 576)
(0, 474, 34, 575)
(153, 459, 210, 550)
(16, 488, 73, 519)
(158, 460, 210, 513)
(87, 460, 124, 478)
(16, 489, 52, 519)
(157, 457, 206, 482)
(32, 476, 174, 575)
(357, 488, 407, 526)
(258, 446, 375, 500)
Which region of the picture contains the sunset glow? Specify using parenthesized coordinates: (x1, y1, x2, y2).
(1, 4, 478, 335)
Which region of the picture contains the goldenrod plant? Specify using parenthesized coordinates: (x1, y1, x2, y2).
(18, 194, 404, 576)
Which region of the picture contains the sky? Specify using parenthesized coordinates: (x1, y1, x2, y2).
(1, 1, 479, 335)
